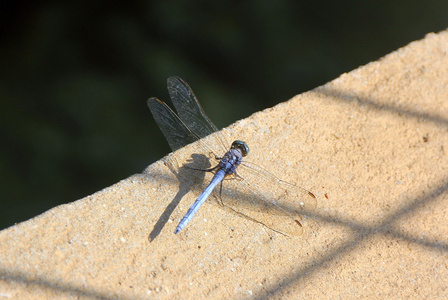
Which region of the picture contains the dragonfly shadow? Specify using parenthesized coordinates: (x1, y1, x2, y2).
(148, 153, 212, 242)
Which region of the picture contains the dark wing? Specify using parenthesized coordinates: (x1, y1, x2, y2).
(167, 76, 218, 139)
(147, 97, 200, 151)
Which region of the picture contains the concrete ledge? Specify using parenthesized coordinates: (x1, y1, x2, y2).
(1, 30, 448, 299)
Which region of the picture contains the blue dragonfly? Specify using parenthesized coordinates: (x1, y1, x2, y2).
(148, 77, 316, 235)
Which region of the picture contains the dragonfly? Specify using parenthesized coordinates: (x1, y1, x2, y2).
(147, 76, 316, 235)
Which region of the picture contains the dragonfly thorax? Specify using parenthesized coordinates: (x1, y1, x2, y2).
(219, 147, 244, 176)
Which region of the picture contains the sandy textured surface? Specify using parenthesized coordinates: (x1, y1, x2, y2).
(1, 30, 448, 299)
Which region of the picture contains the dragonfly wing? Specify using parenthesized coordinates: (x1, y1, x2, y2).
(147, 97, 199, 151)
(167, 76, 219, 139)
(218, 161, 317, 236)
(240, 161, 317, 211)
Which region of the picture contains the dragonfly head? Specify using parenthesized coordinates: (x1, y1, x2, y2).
(231, 140, 249, 157)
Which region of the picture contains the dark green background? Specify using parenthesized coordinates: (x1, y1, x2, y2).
(1, 1, 447, 229)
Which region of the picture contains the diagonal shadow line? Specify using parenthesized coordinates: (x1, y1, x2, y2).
(315, 86, 448, 127)
(311, 210, 448, 253)
(254, 173, 448, 299)
(0, 268, 135, 300)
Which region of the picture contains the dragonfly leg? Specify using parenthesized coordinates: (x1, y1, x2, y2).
(225, 171, 244, 182)
(216, 180, 225, 206)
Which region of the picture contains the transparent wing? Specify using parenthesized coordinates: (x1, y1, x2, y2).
(150, 77, 228, 155)
(147, 97, 200, 151)
(167, 76, 219, 139)
(166, 77, 231, 160)
(240, 161, 317, 212)
(217, 160, 317, 236)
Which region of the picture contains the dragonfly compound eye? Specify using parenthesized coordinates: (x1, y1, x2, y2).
(231, 140, 250, 157)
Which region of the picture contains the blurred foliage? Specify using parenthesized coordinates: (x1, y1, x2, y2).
(0, 0, 447, 229)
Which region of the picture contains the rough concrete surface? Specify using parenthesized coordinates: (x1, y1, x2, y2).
(1, 30, 448, 299)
